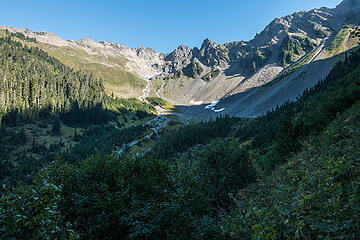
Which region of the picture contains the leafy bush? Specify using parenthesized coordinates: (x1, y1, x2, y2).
(226, 102, 360, 239)
(1, 154, 224, 239)
(0, 169, 79, 239)
(177, 140, 256, 208)
(236, 48, 360, 171)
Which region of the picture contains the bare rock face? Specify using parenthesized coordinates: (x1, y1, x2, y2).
(198, 38, 221, 66)
(164, 45, 193, 73)
(77, 37, 104, 49)
(0, 26, 73, 47)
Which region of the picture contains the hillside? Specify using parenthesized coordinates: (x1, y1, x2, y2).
(1, 0, 360, 239)
(0, 35, 157, 184)
(1, 0, 359, 120)
(0, 27, 148, 98)
(0, 0, 358, 119)
(1, 33, 360, 239)
(0, 36, 105, 124)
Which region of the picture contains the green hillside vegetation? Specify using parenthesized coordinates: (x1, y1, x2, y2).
(148, 78, 165, 94)
(0, 30, 146, 98)
(9, 31, 37, 43)
(216, 45, 230, 61)
(326, 25, 352, 54)
(244, 47, 273, 74)
(151, 115, 239, 160)
(275, 46, 318, 82)
(0, 36, 105, 125)
(145, 96, 167, 107)
(279, 34, 316, 66)
(186, 61, 204, 78)
(227, 102, 360, 239)
(37, 43, 147, 98)
(201, 69, 221, 81)
(1, 38, 360, 239)
(0, 37, 155, 185)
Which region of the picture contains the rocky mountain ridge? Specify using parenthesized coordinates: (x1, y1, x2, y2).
(1, 0, 359, 117)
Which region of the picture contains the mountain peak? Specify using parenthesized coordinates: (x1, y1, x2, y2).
(77, 37, 96, 45)
(201, 38, 218, 50)
(76, 37, 105, 49)
(165, 44, 193, 62)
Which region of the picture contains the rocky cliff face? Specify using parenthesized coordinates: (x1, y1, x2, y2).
(2, 0, 356, 80)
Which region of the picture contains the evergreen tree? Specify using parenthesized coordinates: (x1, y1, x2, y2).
(52, 118, 61, 136)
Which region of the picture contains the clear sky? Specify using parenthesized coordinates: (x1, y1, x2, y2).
(0, 0, 342, 53)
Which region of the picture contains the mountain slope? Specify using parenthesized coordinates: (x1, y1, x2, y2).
(0, 27, 149, 98)
(2, 41, 360, 240)
(160, 0, 360, 106)
(0, 36, 105, 124)
(1, 0, 359, 119)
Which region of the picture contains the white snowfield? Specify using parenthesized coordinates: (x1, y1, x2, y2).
(203, 100, 225, 113)
(189, 99, 204, 105)
(205, 100, 219, 109)
(214, 108, 225, 113)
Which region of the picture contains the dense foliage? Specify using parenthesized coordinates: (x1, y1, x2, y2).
(1, 37, 360, 239)
(64, 123, 149, 162)
(0, 37, 155, 185)
(227, 102, 360, 239)
(327, 25, 352, 53)
(0, 37, 105, 125)
(151, 115, 239, 159)
(236, 48, 360, 171)
(279, 34, 316, 66)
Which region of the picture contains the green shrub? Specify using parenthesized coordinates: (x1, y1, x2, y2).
(146, 96, 167, 107)
(0, 167, 79, 239)
(226, 103, 360, 239)
(178, 140, 256, 208)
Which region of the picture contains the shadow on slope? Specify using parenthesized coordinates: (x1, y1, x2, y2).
(172, 48, 357, 120)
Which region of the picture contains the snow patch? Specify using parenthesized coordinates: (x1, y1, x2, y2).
(214, 108, 225, 113)
(189, 99, 204, 105)
(205, 100, 219, 109)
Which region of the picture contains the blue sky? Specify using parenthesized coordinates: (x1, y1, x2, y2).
(1, 0, 342, 53)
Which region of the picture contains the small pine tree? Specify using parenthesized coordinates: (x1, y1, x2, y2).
(52, 118, 61, 135)
(17, 128, 26, 144)
(32, 135, 36, 150)
(73, 129, 80, 142)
